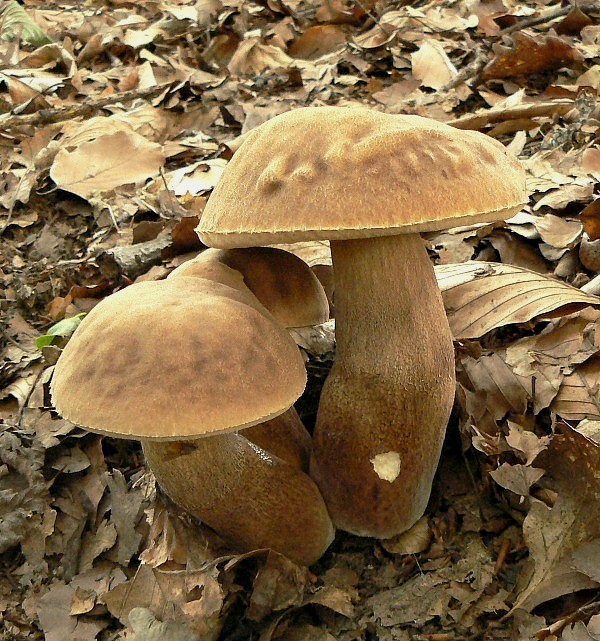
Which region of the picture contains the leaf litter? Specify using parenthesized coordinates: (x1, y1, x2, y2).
(0, 0, 599, 639)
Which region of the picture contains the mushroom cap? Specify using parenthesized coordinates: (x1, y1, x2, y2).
(169, 247, 329, 327)
(197, 107, 528, 248)
(51, 277, 307, 440)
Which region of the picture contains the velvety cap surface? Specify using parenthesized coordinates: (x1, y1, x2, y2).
(51, 277, 307, 440)
(197, 107, 527, 247)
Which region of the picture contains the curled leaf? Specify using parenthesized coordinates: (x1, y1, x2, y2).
(436, 262, 600, 339)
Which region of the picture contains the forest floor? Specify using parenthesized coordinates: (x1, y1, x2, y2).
(0, 0, 599, 639)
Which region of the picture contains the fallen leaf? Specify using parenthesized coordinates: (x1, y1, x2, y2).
(482, 33, 583, 80)
(489, 463, 545, 497)
(50, 130, 165, 200)
(126, 607, 197, 641)
(513, 425, 600, 611)
(533, 214, 582, 249)
(228, 38, 294, 75)
(105, 470, 144, 565)
(288, 26, 347, 60)
(248, 552, 309, 621)
(37, 582, 106, 641)
(551, 356, 600, 420)
(411, 40, 458, 90)
(436, 262, 600, 339)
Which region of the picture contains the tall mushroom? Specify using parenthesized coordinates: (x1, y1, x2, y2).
(51, 276, 334, 564)
(196, 106, 527, 538)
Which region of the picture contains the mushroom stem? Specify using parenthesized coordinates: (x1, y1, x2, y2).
(143, 425, 334, 566)
(310, 234, 455, 538)
(244, 407, 312, 471)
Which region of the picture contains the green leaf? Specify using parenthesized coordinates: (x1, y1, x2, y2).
(1, 1, 52, 46)
(36, 313, 86, 350)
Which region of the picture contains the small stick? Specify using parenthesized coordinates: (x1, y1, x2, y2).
(500, 3, 598, 36)
(494, 537, 511, 574)
(0, 83, 171, 131)
(448, 99, 576, 131)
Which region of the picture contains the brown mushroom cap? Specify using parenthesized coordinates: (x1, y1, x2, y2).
(196, 106, 527, 247)
(51, 277, 306, 440)
(169, 247, 329, 327)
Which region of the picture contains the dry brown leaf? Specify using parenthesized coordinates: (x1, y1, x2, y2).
(486, 230, 549, 273)
(228, 38, 294, 75)
(105, 470, 144, 565)
(37, 582, 106, 641)
(411, 40, 458, 90)
(435, 261, 600, 339)
(489, 463, 545, 497)
(271, 241, 332, 266)
(248, 552, 309, 621)
(533, 214, 582, 249)
(371, 79, 421, 111)
(289, 320, 335, 355)
(551, 356, 600, 420)
(482, 33, 583, 80)
(288, 25, 347, 60)
(161, 160, 227, 197)
(513, 425, 600, 611)
(78, 519, 118, 573)
(126, 608, 197, 641)
(50, 130, 165, 200)
(104, 564, 171, 625)
(305, 585, 355, 618)
(459, 353, 534, 420)
(506, 421, 552, 466)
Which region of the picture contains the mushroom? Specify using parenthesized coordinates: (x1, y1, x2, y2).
(51, 276, 334, 564)
(195, 106, 527, 538)
(168, 246, 331, 469)
(170, 247, 329, 329)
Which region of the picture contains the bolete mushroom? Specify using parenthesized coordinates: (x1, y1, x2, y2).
(51, 276, 334, 564)
(196, 106, 527, 538)
(170, 246, 329, 329)
(167, 246, 331, 469)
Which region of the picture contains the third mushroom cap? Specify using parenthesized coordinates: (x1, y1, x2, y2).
(196, 106, 528, 538)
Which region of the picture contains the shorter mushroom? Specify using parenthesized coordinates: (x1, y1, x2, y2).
(51, 276, 334, 565)
(168, 246, 331, 469)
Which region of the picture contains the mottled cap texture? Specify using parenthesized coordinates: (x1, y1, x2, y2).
(169, 247, 329, 327)
(197, 107, 528, 247)
(51, 277, 307, 440)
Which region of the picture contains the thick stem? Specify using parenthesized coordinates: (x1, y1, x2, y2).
(310, 234, 455, 538)
(143, 412, 334, 566)
(244, 407, 312, 471)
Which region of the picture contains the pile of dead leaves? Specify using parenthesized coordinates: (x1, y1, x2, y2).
(0, 0, 599, 639)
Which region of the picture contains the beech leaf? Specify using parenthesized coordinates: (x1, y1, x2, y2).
(513, 425, 600, 611)
(436, 262, 600, 339)
(50, 130, 165, 199)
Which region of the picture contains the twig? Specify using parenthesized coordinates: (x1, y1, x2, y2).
(353, 0, 393, 38)
(448, 99, 577, 131)
(493, 537, 511, 574)
(0, 83, 172, 131)
(441, 45, 488, 92)
(500, 2, 598, 36)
